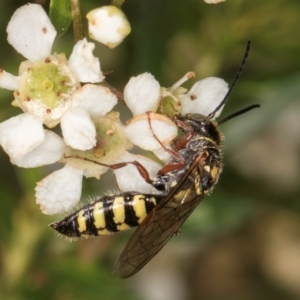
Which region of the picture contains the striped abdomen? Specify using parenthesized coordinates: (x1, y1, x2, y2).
(50, 192, 163, 239)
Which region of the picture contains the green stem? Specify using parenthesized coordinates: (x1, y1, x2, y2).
(70, 0, 84, 42)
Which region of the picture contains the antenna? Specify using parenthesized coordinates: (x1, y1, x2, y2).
(218, 104, 260, 125)
(207, 40, 251, 119)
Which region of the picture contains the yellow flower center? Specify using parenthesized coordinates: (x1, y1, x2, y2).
(21, 60, 72, 108)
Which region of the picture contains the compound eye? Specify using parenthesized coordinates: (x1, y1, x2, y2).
(153, 181, 166, 191)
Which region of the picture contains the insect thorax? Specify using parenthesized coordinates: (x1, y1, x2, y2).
(153, 114, 223, 196)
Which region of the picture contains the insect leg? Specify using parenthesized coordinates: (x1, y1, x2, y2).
(146, 112, 182, 159)
(174, 118, 195, 150)
(65, 155, 153, 185)
(147, 114, 198, 176)
(146, 112, 187, 175)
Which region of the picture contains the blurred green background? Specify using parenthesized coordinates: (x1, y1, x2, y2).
(1, 0, 300, 299)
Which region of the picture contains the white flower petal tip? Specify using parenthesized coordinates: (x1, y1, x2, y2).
(87, 6, 131, 49)
(61, 107, 96, 151)
(125, 113, 177, 151)
(73, 84, 118, 117)
(0, 113, 44, 161)
(68, 38, 104, 83)
(124, 73, 161, 116)
(180, 77, 229, 118)
(7, 4, 56, 61)
(0, 70, 19, 90)
(204, 0, 225, 3)
(36, 165, 83, 215)
(114, 152, 162, 194)
(12, 130, 64, 168)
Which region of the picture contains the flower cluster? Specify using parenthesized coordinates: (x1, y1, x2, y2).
(0, 4, 229, 215)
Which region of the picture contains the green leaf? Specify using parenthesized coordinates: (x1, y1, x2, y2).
(49, 0, 72, 37)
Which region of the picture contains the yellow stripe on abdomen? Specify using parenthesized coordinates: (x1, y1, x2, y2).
(112, 197, 131, 231)
(92, 201, 110, 235)
(112, 197, 126, 224)
(131, 195, 147, 223)
(77, 210, 87, 233)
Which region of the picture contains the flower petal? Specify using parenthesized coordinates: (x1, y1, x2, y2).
(124, 73, 161, 116)
(124, 113, 177, 151)
(68, 38, 104, 83)
(12, 130, 64, 167)
(61, 107, 96, 150)
(0, 70, 19, 90)
(0, 112, 44, 161)
(35, 164, 83, 214)
(72, 84, 117, 117)
(153, 145, 172, 163)
(114, 152, 162, 194)
(87, 6, 131, 49)
(180, 77, 229, 118)
(7, 4, 56, 61)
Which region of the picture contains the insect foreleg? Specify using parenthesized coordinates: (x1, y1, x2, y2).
(174, 118, 195, 150)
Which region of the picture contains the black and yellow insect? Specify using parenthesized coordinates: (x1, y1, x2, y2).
(50, 41, 259, 278)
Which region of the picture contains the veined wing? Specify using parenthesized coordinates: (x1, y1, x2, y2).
(113, 156, 205, 278)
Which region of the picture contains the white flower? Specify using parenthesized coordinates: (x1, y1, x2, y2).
(0, 4, 117, 165)
(34, 112, 132, 215)
(87, 6, 131, 49)
(123, 72, 228, 154)
(63, 112, 131, 178)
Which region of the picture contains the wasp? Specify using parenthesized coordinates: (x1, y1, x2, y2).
(50, 41, 259, 278)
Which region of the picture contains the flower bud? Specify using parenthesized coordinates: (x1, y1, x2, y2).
(87, 6, 131, 49)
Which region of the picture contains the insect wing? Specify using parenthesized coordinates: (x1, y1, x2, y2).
(113, 192, 202, 278)
(113, 156, 205, 278)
